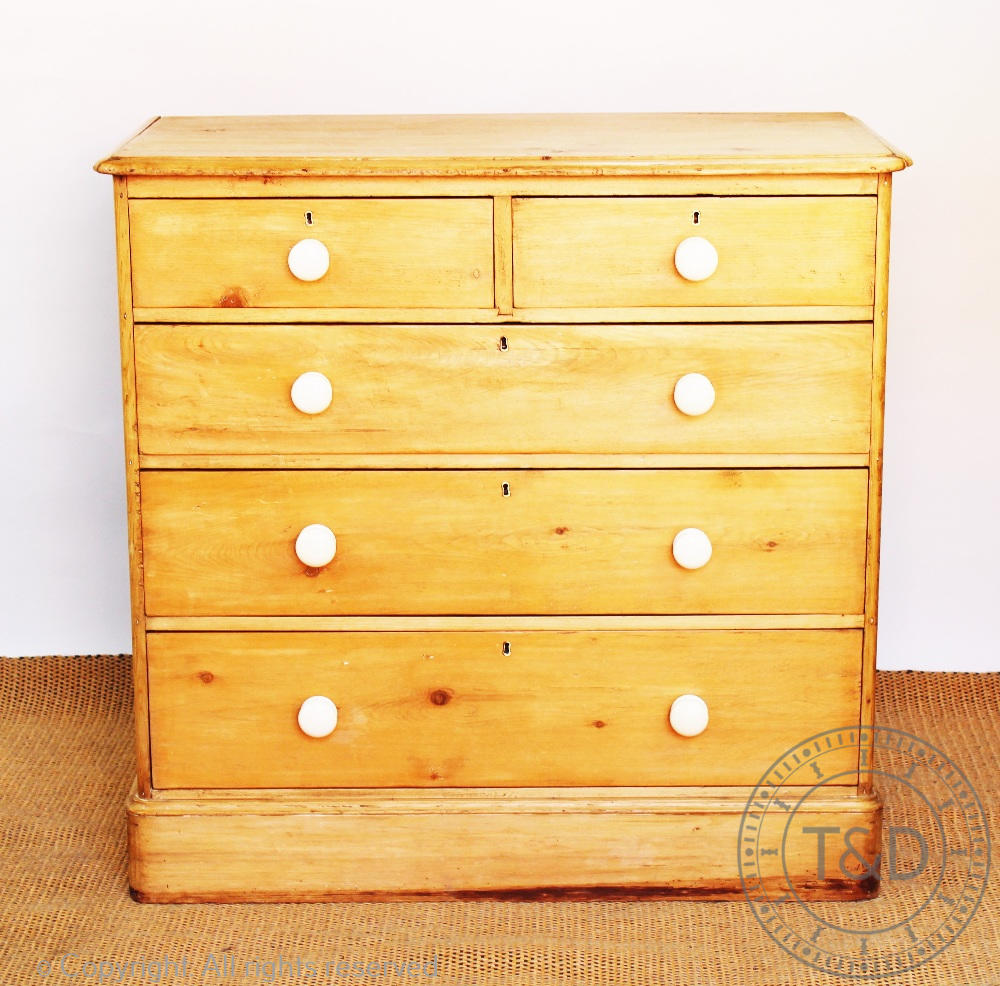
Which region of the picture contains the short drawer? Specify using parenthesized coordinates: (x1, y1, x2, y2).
(140, 469, 868, 616)
(512, 196, 876, 308)
(128, 198, 495, 310)
(147, 629, 862, 788)
(135, 323, 873, 455)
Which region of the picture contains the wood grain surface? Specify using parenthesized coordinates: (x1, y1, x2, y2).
(139, 469, 869, 616)
(513, 196, 876, 308)
(147, 629, 862, 788)
(129, 198, 494, 309)
(134, 322, 873, 455)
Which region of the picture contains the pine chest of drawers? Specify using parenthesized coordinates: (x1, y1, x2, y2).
(97, 113, 909, 902)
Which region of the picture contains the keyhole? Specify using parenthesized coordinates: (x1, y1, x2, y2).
(499, 335, 508, 351)
(502, 641, 511, 656)
(692, 211, 700, 225)
(501, 482, 511, 497)
(305, 211, 314, 226)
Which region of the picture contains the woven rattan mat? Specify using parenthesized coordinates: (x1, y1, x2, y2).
(1, 657, 997, 985)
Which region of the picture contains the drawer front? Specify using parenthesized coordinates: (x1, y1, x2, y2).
(512, 196, 876, 308)
(147, 630, 862, 788)
(140, 469, 868, 616)
(135, 323, 873, 455)
(129, 198, 495, 309)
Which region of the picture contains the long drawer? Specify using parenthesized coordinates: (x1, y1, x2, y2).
(513, 196, 876, 308)
(128, 198, 495, 309)
(134, 323, 873, 455)
(147, 630, 863, 788)
(139, 469, 868, 616)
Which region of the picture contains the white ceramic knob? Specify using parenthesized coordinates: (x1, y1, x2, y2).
(297, 695, 338, 738)
(673, 373, 716, 416)
(290, 371, 333, 415)
(295, 524, 337, 568)
(288, 238, 330, 282)
(674, 236, 719, 281)
(669, 694, 709, 737)
(672, 527, 713, 570)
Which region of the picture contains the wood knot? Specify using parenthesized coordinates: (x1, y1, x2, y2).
(302, 566, 322, 578)
(219, 288, 248, 308)
(198, 671, 214, 684)
(429, 688, 454, 706)
(859, 874, 880, 896)
(554, 526, 570, 535)
(592, 719, 607, 729)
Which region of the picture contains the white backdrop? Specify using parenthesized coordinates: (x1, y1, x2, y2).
(2, 0, 997, 669)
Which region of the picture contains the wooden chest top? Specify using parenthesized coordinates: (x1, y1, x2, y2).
(95, 112, 910, 177)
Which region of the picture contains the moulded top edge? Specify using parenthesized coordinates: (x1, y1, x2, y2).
(94, 113, 912, 177)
